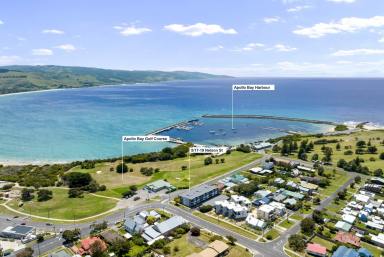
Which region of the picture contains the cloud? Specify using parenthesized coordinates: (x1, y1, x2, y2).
(293, 16, 384, 38)
(164, 23, 237, 36)
(0, 55, 21, 65)
(263, 16, 282, 24)
(207, 45, 224, 51)
(379, 37, 384, 43)
(237, 43, 265, 51)
(114, 25, 151, 36)
(42, 29, 65, 35)
(273, 44, 297, 52)
(0, 20, 3, 25)
(55, 44, 76, 52)
(32, 48, 53, 56)
(332, 48, 384, 56)
(287, 5, 311, 12)
(327, 0, 356, 3)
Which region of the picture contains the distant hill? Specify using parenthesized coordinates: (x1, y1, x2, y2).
(0, 65, 228, 95)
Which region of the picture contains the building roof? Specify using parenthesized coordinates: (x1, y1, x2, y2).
(180, 185, 217, 200)
(335, 232, 361, 247)
(208, 240, 229, 254)
(154, 216, 185, 234)
(255, 189, 272, 198)
(2, 225, 34, 236)
(358, 248, 373, 257)
(331, 246, 358, 257)
(259, 204, 275, 213)
(99, 230, 124, 244)
(335, 221, 352, 232)
(300, 181, 318, 190)
(80, 237, 107, 252)
(342, 214, 356, 224)
(306, 243, 327, 255)
(371, 233, 384, 245)
(143, 226, 162, 241)
(283, 198, 297, 206)
(145, 180, 174, 191)
(282, 189, 305, 200)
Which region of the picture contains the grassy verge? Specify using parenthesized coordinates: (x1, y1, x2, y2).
(193, 212, 259, 240)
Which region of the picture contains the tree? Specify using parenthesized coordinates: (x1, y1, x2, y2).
(312, 210, 324, 224)
(215, 159, 219, 164)
(199, 205, 213, 213)
(90, 221, 108, 234)
(116, 163, 128, 174)
(90, 240, 106, 257)
(21, 188, 34, 201)
(300, 217, 315, 235)
(146, 216, 156, 225)
(63, 172, 92, 188)
(36, 234, 44, 243)
(379, 152, 384, 160)
(311, 153, 319, 162)
(62, 229, 80, 243)
(355, 176, 361, 184)
(336, 143, 341, 151)
(204, 157, 213, 165)
(109, 239, 131, 257)
(37, 189, 53, 202)
(288, 235, 306, 252)
(367, 146, 378, 154)
(68, 188, 84, 198)
(16, 247, 33, 257)
(163, 246, 171, 255)
(226, 235, 237, 245)
(191, 226, 201, 236)
(374, 168, 383, 177)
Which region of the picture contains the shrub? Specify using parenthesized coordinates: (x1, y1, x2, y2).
(190, 227, 201, 236)
(199, 205, 213, 213)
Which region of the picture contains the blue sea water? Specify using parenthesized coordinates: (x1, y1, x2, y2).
(0, 78, 383, 163)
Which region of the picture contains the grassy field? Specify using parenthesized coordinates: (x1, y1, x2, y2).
(264, 228, 279, 240)
(320, 169, 351, 196)
(360, 242, 383, 257)
(279, 219, 296, 229)
(7, 188, 117, 220)
(227, 246, 253, 257)
(193, 212, 259, 240)
(288, 130, 384, 171)
(166, 234, 203, 257)
(71, 151, 261, 197)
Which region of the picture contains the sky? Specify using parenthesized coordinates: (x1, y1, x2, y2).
(1, 0, 384, 77)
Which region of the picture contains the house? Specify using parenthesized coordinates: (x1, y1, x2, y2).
(358, 248, 373, 257)
(301, 176, 322, 185)
(371, 233, 384, 247)
(145, 180, 176, 192)
(334, 232, 361, 247)
(100, 230, 124, 244)
(269, 201, 286, 216)
(253, 142, 272, 150)
(230, 195, 251, 207)
(186, 240, 229, 257)
(366, 220, 384, 231)
(253, 196, 271, 206)
(153, 216, 186, 235)
(354, 194, 371, 204)
(286, 181, 299, 189)
(370, 177, 384, 185)
(274, 178, 285, 185)
(363, 183, 382, 193)
(141, 226, 163, 244)
(300, 181, 319, 191)
(246, 212, 267, 230)
(254, 189, 272, 199)
(230, 174, 248, 184)
(297, 165, 315, 173)
(138, 210, 161, 221)
(342, 214, 356, 224)
(124, 215, 147, 234)
(291, 169, 300, 177)
(306, 243, 327, 257)
(335, 221, 352, 232)
(283, 198, 297, 209)
(76, 237, 107, 255)
(282, 189, 305, 200)
(250, 167, 263, 174)
(215, 200, 248, 220)
(257, 204, 275, 220)
(331, 246, 358, 257)
(0, 225, 35, 240)
(180, 185, 219, 208)
(273, 193, 287, 203)
(263, 162, 274, 170)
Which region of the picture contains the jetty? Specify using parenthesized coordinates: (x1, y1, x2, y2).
(202, 114, 339, 126)
(146, 119, 199, 144)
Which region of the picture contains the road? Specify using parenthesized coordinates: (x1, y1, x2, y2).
(6, 155, 357, 257)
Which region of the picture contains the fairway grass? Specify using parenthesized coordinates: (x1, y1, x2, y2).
(71, 151, 262, 196)
(7, 188, 117, 220)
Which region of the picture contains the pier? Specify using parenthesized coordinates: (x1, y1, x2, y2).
(146, 119, 199, 144)
(202, 114, 340, 126)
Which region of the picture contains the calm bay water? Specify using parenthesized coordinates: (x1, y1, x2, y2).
(0, 78, 383, 163)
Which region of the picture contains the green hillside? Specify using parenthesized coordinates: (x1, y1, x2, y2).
(0, 65, 227, 95)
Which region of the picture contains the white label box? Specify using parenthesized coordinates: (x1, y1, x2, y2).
(122, 135, 170, 142)
(232, 84, 275, 91)
(189, 146, 227, 154)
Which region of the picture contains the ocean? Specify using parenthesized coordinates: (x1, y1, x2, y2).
(0, 78, 383, 164)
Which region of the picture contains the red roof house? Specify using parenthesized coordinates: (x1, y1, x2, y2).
(77, 237, 107, 255)
(335, 232, 361, 247)
(306, 243, 327, 257)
